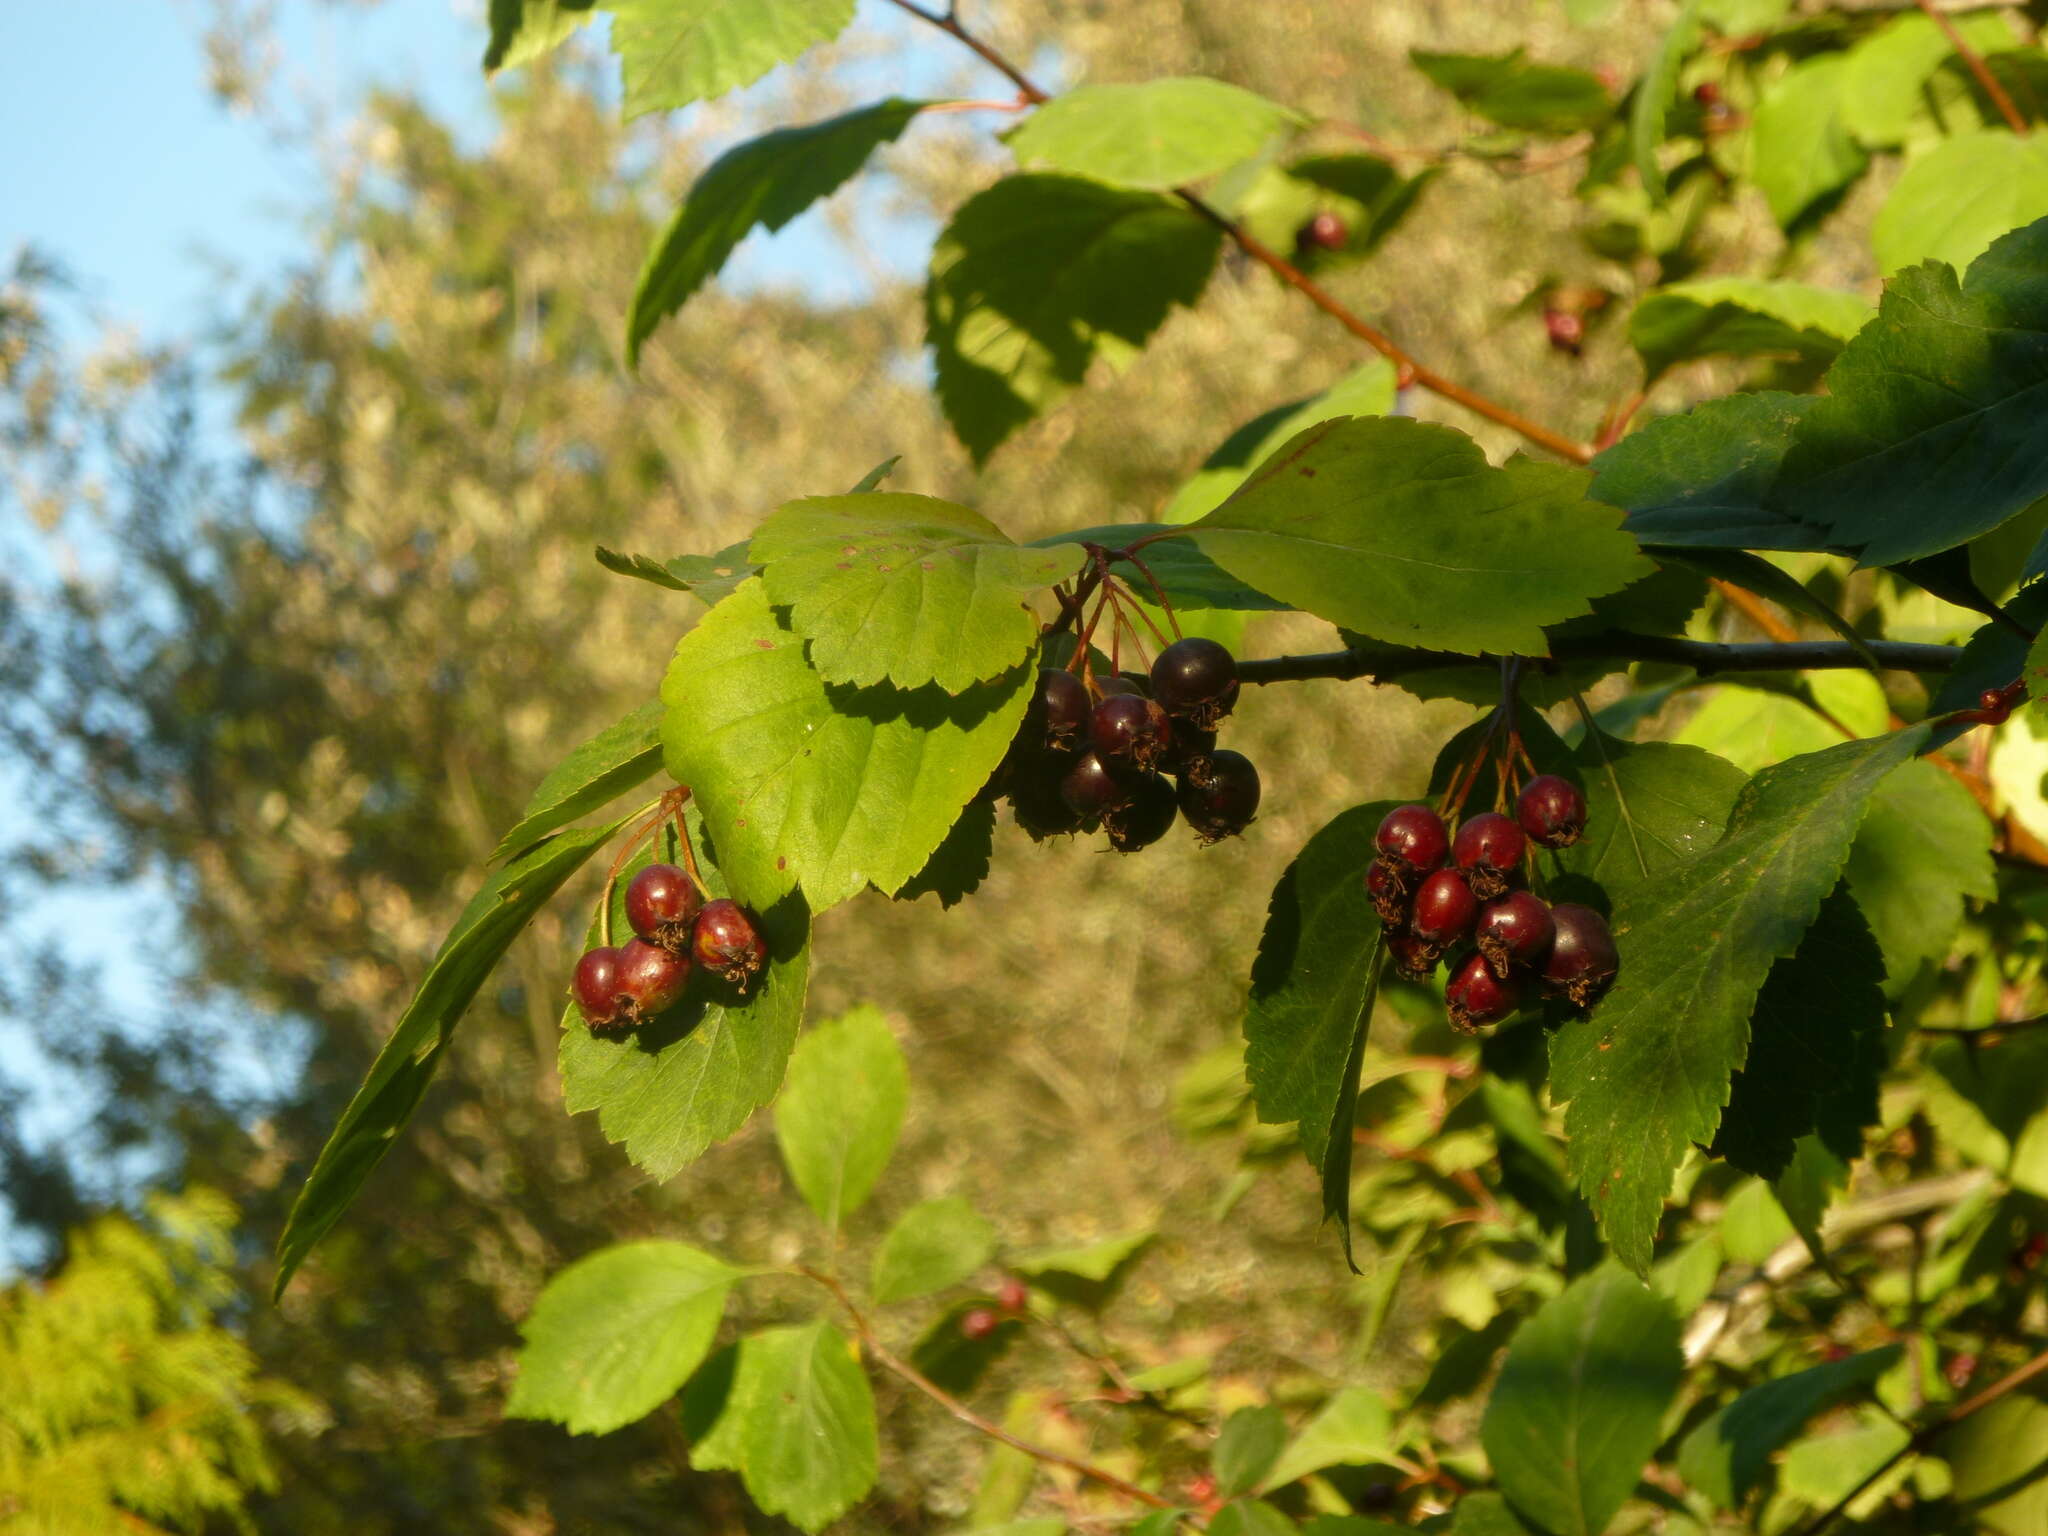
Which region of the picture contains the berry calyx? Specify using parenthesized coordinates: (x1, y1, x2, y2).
(1367, 860, 1409, 928)
(1375, 804, 1449, 879)
(625, 862, 701, 951)
(1090, 693, 1173, 769)
(1177, 749, 1260, 843)
(692, 899, 767, 991)
(1452, 812, 1525, 899)
(1159, 721, 1218, 783)
(1544, 903, 1619, 1006)
(960, 1308, 1000, 1341)
(617, 937, 690, 1021)
(1029, 667, 1090, 748)
(996, 1276, 1029, 1314)
(1446, 951, 1523, 1033)
(1105, 771, 1178, 853)
(1515, 775, 1587, 849)
(572, 946, 632, 1035)
(1410, 868, 1478, 947)
(1061, 748, 1137, 819)
(1387, 932, 1440, 981)
(1476, 890, 1556, 979)
(1012, 751, 1084, 840)
(1150, 637, 1239, 726)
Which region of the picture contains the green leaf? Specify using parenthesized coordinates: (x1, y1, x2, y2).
(1549, 726, 1930, 1270)
(1714, 886, 1888, 1179)
(598, 539, 759, 601)
(1844, 758, 1996, 991)
(491, 702, 664, 863)
(689, 1321, 878, 1531)
(1630, 0, 1703, 206)
(870, 1197, 996, 1304)
(1209, 1502, 1297, 1536)
(927, 174, 1223, 464)
(1261, 1387, 1397, 1491)
(893, 793, 996, 908)
(850, 456, 900, 493)
(1189, 417, 1652, 655)
(1450, 1494, 1539, 1536)
(1008, 1230, 1153, 1309)
(1677, 1345, 1900, 1510)
(1946, 1391, 2048, 1536)
(484, 0, 596, 73)
(627, 99, 926, 365)
(274, 819, 625, 1297)
(1650, 546, 1878, 668)
(1029, 525, 1284, 612)
(1559, 733, 1747, 893)
(661, 577, 1029, 911)
(774, 1005, 906, 1228)
(506, 1241, 741, 1434)
(1628, 278, 1869, 382)
(1479, 1262, 1684, 1536)
(610, 0, 857, 118)
(1842, 12, 2023, 148)
(1772, 1134, 1849, 1263)
(1005, 77, 1302, 191)
(1779, 1414, 1911, 1512)
(1214, 1405, 1289, 1496)
(1785, 216, 2048, 566)
(1594, 393, 1829, 552)
(1279, 156, 1435, 263)
(1749, 56, 1868, 227)
(750, 493, 1079, 693)
(1873, 131, 2048, 277)
(1162, 363, 1399, 525)
(559, 828, 811, 1182)
(1411, 49, 1613, 135)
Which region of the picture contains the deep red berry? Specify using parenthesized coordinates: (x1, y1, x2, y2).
(1091, 693, 1173, 769)
(1945, 1353, 1978, 1391)
(1150, 637, 1238, 726)
(1367, 860, 1409, 928)
(1410, 868, 1477, 947)
(960, 1308, 1000, 1341)
(1544, 307, 1584, 355)
(1159, 721, 1218, 783)
(1177, 749, 1260, 843)
(1029, 667, 1090, 747)
(1012, 751, 1084, 839)
(1446, 951, 1523, 1033)
(1515, 775, 1587, 849)
(1543, 903, 1619, 1006)
(1300, 210, 1348, 251)
(1376, 804, 1449, 877)
(1692, 80, 1723, 106)
(1061, 748, 1137, 819)
(692, 899, 766, 991)
(1105, 771, 1178, 852)
(573, 946, 632, 1034)
(1476, 890, 1556, 979)
(617, 937, 690, 1020)
(996, 1276, 1029, 1314)
(625, 862, 701, 951)
(1386, 932, 1440, 981)
(1452, 812, 1525, 899)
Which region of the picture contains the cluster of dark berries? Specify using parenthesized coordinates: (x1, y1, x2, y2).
(571, 863, 766, 1037)
(999, 636, 1261, 852)
(1369, 775, 1618, 1034)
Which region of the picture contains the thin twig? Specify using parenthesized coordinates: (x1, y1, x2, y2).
(1914, 0, 2030, 135)
(1233, 634, 1960, 685)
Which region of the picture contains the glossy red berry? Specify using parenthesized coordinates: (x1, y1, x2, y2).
(1452, 812, 1525, 899)
(625, 862, 701, 950)
(1091, 692, 1173, 769)
(996, 1276, 1029, 1314)
(1012, 751, 1084, 839)
(960, 1308, 1000, 1341)
(1375, 804, 1449, 878)
(1476, 890, 1556, 979)
(1544, 903, 1618, 1006)
(1386, 932, 1440, 981)
(1515, 775, 1587, 849)
(1367, 860, 1409, 928)
(692, 899, 766, 991)
(1105, 772, 1178, 852)
(572, 946, 632, 1034)
(1446, 951, 1523, 1033)
(1030, 667, 1090, 747)
(617, 937, 690, 1020)
(1177, 749, 1260, 843)
(1061, 748, 1136, 819)
(1150, 637, 1238, 726)
(1410, 868, 1477, 947)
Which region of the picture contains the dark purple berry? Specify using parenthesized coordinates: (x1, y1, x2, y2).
(626, 862, 701, 951)
(1150, 637, 1238, 726)
(1544, 903, 1619, 1006)
(692, 899, 766, 991)
(1104, 771, 1178, 852)
(1061, 748, 1136, 819)
(617, 937, 690, 1020)
(1375, 804, 1449, 878)
(1476, 890, 1556, 979)
(1159, 721, 1219, 783)
(1030, 667, 1090, 748)
(1446, 951, 1523, 1033)
(1091, 693, 1172, 769)
(1386, 932, 1440, 981)
(1177, 749, 1260, 843)
(1452, 812, 1525, 899)
(1516, 775, 1587, 849)
(961, 1308, 1000, 1341)
(1011, 752, 1084, 839)
(573, 946, 632, 1035)
(1410, 868, 1478, 947)
(1367, 861, 1409, 928)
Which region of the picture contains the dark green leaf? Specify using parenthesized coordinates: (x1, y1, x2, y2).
(491, 702, 665, 863)
(1411, 49, 1614, 135)
(1630, 0, 1703, 206)
(610, 0, 857, 119)
(1594, 392, 1830, 552)
(927, 174, 1223, 464)
(1479, 1262, 1684, 1536)
(892, 793, 996, 908)
(1189, 416, 1652, 655)
(627, 99, 927, 364)
(774, 1005, 905, 1228)
(909, 1298, 1024, 1392)
(1450, 1494, 1539, 1536)
(1004, 77, 1302, 190)
(506, 1241, 741, 1434)
(1550, 726, 1930, 1270)
(484, 0, 596, 73)
(1214, 1405, 1289, 1496)
(1628, 278, 1868, 382)
(1844, 758, 1996, 990)
(1677, 1345, 1900, 1510)
(870, 1197, 997, 1304)
(1873, 131, 2048, 277)
(1560, 733, 1747, 893)
(1655, 545, 1877, 665)
(275, 818, 626, 1296)
(1750, 56, 1868, 227)
(1927, 582, 2048, 729)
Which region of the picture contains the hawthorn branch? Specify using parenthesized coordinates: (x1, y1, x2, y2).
(1913, 0, 2030, 136)
(882, 0, 1594, 463)
(1234, 634, 1960, 685)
